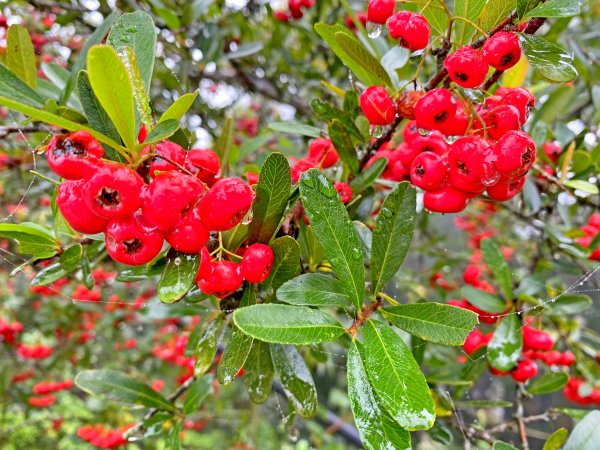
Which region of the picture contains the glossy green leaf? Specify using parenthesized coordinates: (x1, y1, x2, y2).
(481, 238, 513, 300)
(217, 328, 253, 385)
(563, 180, 599, 195)
(269, 121, 322, 138)
(371, 182, 417, 296)
(183, 376, 212, 414)
(563, 410, 600, 450)
(243, 340, 274, 404)
(261, 236, 301, 293)
(528, 371, 568, 395)
(6, 25, 36, 88)
(194, 319, 223, 377)
(349, 157, 387, 195)
(31, 263, 68, 287)
(524, 0, 582, 18)
(158, 253, 199, 304)
(493, 442, 519, 450)
(75, 369, 176, 412)
(381, 303, 478, 346)
(60, 244, 83, 273)
(216, 116, 234, 173)
(277, 273, 351, 308)
(142, 120, 180, 146)
(461, 285, 508, 313)
(233, 304, 344, 345)
(158, 91, 198, 124)
(0, 223, 59, 259)
(334, 32, 392, 87)
(454, 0, 488, 45)
(364, 320, 435, 431)
(270, 344, 318, 418)
(116, 261, 166, 282)
(517, 0, 541, 18)
(519, 34, 578, 83)
(299, 169, 365, 310)
(543, 428, 569, 450)
(0, 65, 44, 107)
(549, 293, 593, 315)
(328, 119, 359, 174)
(479, 0, 517, 33)
(487, 314, 522, 372)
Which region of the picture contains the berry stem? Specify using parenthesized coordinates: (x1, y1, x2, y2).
(451, 16, 489, 38)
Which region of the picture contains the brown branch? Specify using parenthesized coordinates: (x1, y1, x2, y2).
(514, 385, 530, 450)
(0, 124, 51, 138)
(346, 298, 383, 337)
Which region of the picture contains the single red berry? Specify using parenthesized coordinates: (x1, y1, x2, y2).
(437, 102, 469, 136)
(391, 159, 410, 181)
(479, 104, 521, 140)
(497, 87, 535, 125)
(186, 148, 221, 186)
(273, 10, 290, 22)
(105, 216, 164, 265)
(463, 265, 481, 284)
(558, 351, 575, 366)
(542, 141, 562, 163)
(410, 152, 448, 191)
(448, 136, 498, 194)
(463, 329, 490, 355)
(493, 130, 537, 177)
(360, 86, 396, 125)
(423, 185, 469, 213)
(395, 143, 421, 168)
(57, 180, 108, 234)
(288, 0, 304, 19)
(522, 326, 554, 351)
(308, 138, 338, 168)
(402, 120, 420, 144)
(83, 163, 144, 219)
(486, 176, 525, 201)
(165, 206, 210, 254)
(589, 213, 600, 229)
(482, 32, 522, 71)
(511, 359, 538, 382)
(197, 260, 243, 298)
(143, 141, 186, 176)
(197, 178, 255, 231)
(46, 131, 104, 180)
(334, 182, 352, 203)
(195, 247, 213, 283)
(411, 131, 449, 156)
(388, 11, 430, 51)
(367, 0, 395, 24)
(241, 244, 274, 283)
(415, 89, 458, 131)
(444, 46, 489, 88)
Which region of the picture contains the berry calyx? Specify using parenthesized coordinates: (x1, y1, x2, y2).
(46, 130, 104, 180)
(388, 11, 430, 51)
(197, 178, 255, 231)
(360, 86, 396, 125)
(241, 244, 274, 283)
(482, 32, 522, 71)
(105, 216, 164, 266)
(444, 46, 489, 88)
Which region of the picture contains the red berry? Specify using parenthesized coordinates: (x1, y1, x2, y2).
(463, 265, 481, 284)
(186, 148, 221, 186)
(196, 247, 212, 283)
(143, 141, 186, 176)
(444, 46, 488, 88)
(360, 86, 396, 125)
(415, 89, 458, 131)
(394, 143, 420, 168)
(241, 244, 274, 283)
(288, 0, 304, 19)
(410, 152, 448, 191)
(497, 87, 535, 125)
(493, 130, 537, 178)
(83, 163, 144, 219)
(388, 11, 430, 51)
(197, 260, 243, 298)
(334, 182, 352, 203)
(542, 141, 562, 163)
(402, 120, 420, 144)
(165, 206, 210, 254)
(486, 176, 525, 201)
(522, 326, 554, 351)
(105, 216, 164, 265)
(437, 102, 469, 136)
(273, 10, 290, 22)
(57, 180, 108, 234)
(511, 359, 538, 382)
(423, 185, 469, 213)
(411, 131, 449, 156)
(367, 0, 395, 24)
(463, 329, 490, 355)
(479, 104, 521, 140)
(482, 32, 522, 71)
(197, 178, 255, 231)
(46, 131, 104, 180)
(448, 136, 498, 194)
(308, 138, 338, 168)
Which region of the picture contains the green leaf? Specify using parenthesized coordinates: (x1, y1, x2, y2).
(243, 340, 274, 404)
(261, 236, 301, 294)
(60, 12, 118, 104)
(183, 377, 212, 414)
(194, 319, 223, 377)
(0, 65, 44, 107)
(6, 25, 37, 88)
(479, 0, 517, 33)
(31, 263, 68, 286)
(518, 0, 542, 18)
(457, 400, 514, 408)
(87, 45, 137, 152)
(524, 0, 582, 18)
(364, 320, 435, 431)
(563, 180, 599, 195)
(233, 304, 344, 345)
(158, 91, 198, 124)
(487, 314, 522, 372)
(528, 371, 568, 395)
(380, 303, 478, 346)
(270, 344, 318, 418)
(519, 34, 578, 83)
(349, 157, 387, 195)
(311, 99, 365, 144)
(347, 341, 412, 450)
(107, 11, 157, 92)
(481, 239, 513, 300)
(142, 120, 180, 146)
(158, 253, 199, 304)
(167, 420, 181, 450)
(217, 328, 253, 385)
(276, 273, 351, 308)
(116, 260, 165, 282)
(328, 119, 359, 174)
(0, 223, 59, 258)
(248, 153, 291, 243)
(334, 32, 392, 87)
(75, 369, 176, 412)
(549, 293, 592, 315)
(216, 116, 234, 174)
(120, 46, 153, 129)
(543, 428, 569, 450)
(461, 285, 508, 313)
(269, 121, 322, 138)
(60, 244, 83, 272)
(493, 442, 519, 450)
(563, 410, 600, 450)
(371, 182, 417, 296)
(299, 169, 365, 310)
(454, 0, 488, 45)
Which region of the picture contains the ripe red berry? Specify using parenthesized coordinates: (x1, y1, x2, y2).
(486, 176, 525, 201)
(496, 87, 535, 125)
(367, 0, 395, 24)
(196, 247, 212, 283)
(197, 260, 243, 298)
(493, 130, 537, 177)
(84, 163, 144, 219)
(411, 131, 449, 156)
(463, 329, 490, 355)
(402, 120, 420, 144)
(415, 89, 458, 131)
(241, 244, 274, 283)
(387, 11, 430, 51)
(143, 141, 186, 176)
(57, 180, 108, 234)
(423, 185, 469, 213)
(482, 32, 522, 71)
(197, 178, 255, 231)
(479, 104, 521, 140)
(394, 143, 420, 168)
(511, 359, 538, 382)
(463, 265, 481, 284)
(360, 86, 396, 125)
(437, 102, 469, 136)
(522, 326, 554, 351)
(308, 138, 338, 168)
(105, 216, 164, 265)
(165, 206, 210, 254)
(288, 0, 304, 19)
(46, 131, 104, 180)
(448, 136, 498, 194)
(186, 148, 221, 186)
(410, 152, 448, 191)
(334, 182, 352, 203)
(542, 141, 562, 163)
(444, 46, 489, 88)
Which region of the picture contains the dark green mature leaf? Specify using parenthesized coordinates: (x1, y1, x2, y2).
(269, 121, 322, 138)
(271, 344, 318, 418)
(183, 376, 212, 414)
(0, 65, 44, 107)
(248, 153, 291, 243)
(328, 119, 359, 174)
(194, 319, 223, 377)
(0, 223, 59, 259)
(233, 304, 344, 345)
(243, 340, 274, 403)
(6, 25, 36, 88)
(487, 314, 522, 372)
(528, 371, 568, 395)
(524, 0, 582, 18)
(277, 273, 351, 307)
(519, 34, 578, 83)
(461, 285, 508, 313)
(261, 236, 301, 293)
(479, 0, 517, 33)
(334, 32, 392, 87)
(348, 341, 411, 450)
(563, 410, 600, 450)
(143, 120, 180, 146)
(371, 183, 416, 296)
(75, 369, 176, 411)
(454, 0, 488, 45)
(381, 303, 478, 346)
(31, 263, 68, 287)
(60, 244, 83, 272)
(116, 260, 165, 282)
(300, 169, 365, 310)
(518, 0, 542, 18)
(217, 328, 253, 385)
(349, 157, 386, 195)
(158, 253, 199, 304)
(549, 293, 593, 315)
(107, 11, 157, 92)
(481, 239, 513, 300)
(543, 428, 569, 450)
(364, 320, 435, 431)
(158, 91, 199, 124)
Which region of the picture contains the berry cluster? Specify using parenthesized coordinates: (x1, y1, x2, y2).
(17, 342, 53, 359)
(273, 0, 315, 21)
(575, 213, 600, 261)
(563, 376, 600, 406)
(0, 317, 22, 344)
(77, 424, 134, 449)
(32, 379, 74, 394)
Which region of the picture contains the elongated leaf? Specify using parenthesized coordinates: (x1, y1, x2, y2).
(158, 253, 199, 304)
(328, 119, 359, 174)
(194, 319, 223, 377)
(454, 0, 488, 45)
(248, 153, 291, 243)
(563, 410, 600, 450)
(543, 428, 569, 450)
(461, 285, 508, 313)
(121, 46, 153, 129)
(217, 328, 253, 385)
(364, 320, 435, 431)
(233, 304, 344, 345)
(159, 91, 199, 124)
(487, 314, 522, 372)
(524, 0, 582, 18)
(0, 223, 59, 258)
(311, 100, 364, 144)
(349, 157, 387, 195)
(519, 34, 578, 83)
(299, 169, 365, 309)
(216, 116, 234, 173)
(261, 236, 301, 293)
(31, 263, 68, 286)
(271, 344, 318, 418)
(6, 25, 37, 88)
(518, 0, 541, 18)
(183, 377, 212, 414)
(493, 442, 519, 450)
(334, 32, 392, 87)
(143, 120, 180, 146)
(60, 243, 83, 272)
(481, 239, 513, 300)
(243, 340, 274, 404)
(75, 369, 176, 412)
(479, 0, 517, 33)
(563, 180, 599, 195)
(549, 293, 592, 315)
(457, 400, 513, 408)
(0, 65, 44, 107)
(277, 273, 351, 307)
(528, 371, 568, 395)
(269, 121, 322, 138)
(371, 183, 416, 295)
(381, 303, 478, 346)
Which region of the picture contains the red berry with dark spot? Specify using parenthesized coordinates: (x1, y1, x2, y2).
(186, 148, 221, 186)
(388, 11, 430, 51)
(46, 131, 104, 180)
(448, 136, 498, 194)
(496, 87, 535, 125)
(57, 180, 108, 234)
(493, 130, 537, 177)
(411, 131, 449, 156)
(486, 176, 525, 201)
(511, 359, 538, 382)
(143, 141, 186, 176)
(444, 46, 489, 88)
(309, 138, 338, 168)
(522, 326, 554, 351)
(423, 185, 469, 213)
(542, 141, 562, 163)
(334, 182, 352, 203)
(415, 89, 458, 131)
(482, 32, 522, 71)
(197, 260, 243, 298)
(367, 0, 395, 24)
(105, 216, 164, 265)
(360, 86, 396, 125)
(437, 102, 469, 136)
(241, 244, 274, 283)
(402, 120, 420, 144)
(165, 206, 210, 254)
(479, 104, 521, 140)
(197, 178, 255, 231)
(410, 152, 448, 191)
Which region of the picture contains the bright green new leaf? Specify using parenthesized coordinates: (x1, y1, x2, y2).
(6, 25, 37, 88)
